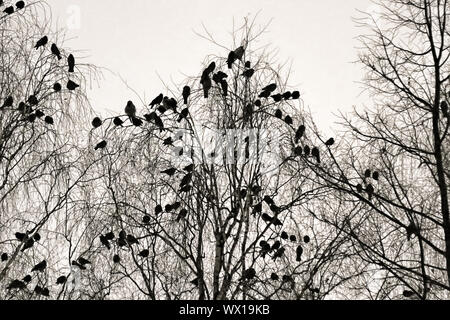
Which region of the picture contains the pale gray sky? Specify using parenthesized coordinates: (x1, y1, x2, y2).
(45, 0, 374, 132)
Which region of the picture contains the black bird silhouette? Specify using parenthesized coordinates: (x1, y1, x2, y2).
(100, 235, 110, 250)
(262, 83, 277, 92)
(154, 114, 164, 131)
(27, 113, 37, 123)
(273, 247, 285, 261)
(201, 76, 212, 99)
(190, 278, 199, 287)
(7, 280, 26, 290)
(56, 276, 67, 285)
(242, 268, 256, 280)
(2, 96, 13, 109)
(274, 109, 283, 119)
(35, 110, 45, 118)
(281, 232, 289, 240)
(270, 273, 279, 281)
(126, 234, 139, 245)
(138, 249, 149, 258)
(176, 209, 188, 222)
(68, 54, 75, 72)
(220, 79, 228, 97)
(180, 173, 193, 188)
(21, 238, 34, 252)
(303, 235, 310, 243)
(150, 94, 164, 107)
(254, 100, 262, 107)
(28, 95, 38, 106)
(1, 253, 8, 262)
(94, 140, 107, 150)
(183, 163, 194, 172)
(92, 117, 102, 128)
(182, 86, 191, 104)
(77, 257, 91, 266)
(34, 285, 43, 295)
(163, 137, 174, 146)
(172, 202, 182, 211)
(213, 71, 228, 84)
(284, 115, 293, 126)
(51, 43, 62, 60)
(245, 61, 251, 68)
(366, 184, 374, 200)
(271, 241, 281, 251)
(325, 138, 335, 146)
(272, 94, 283, 103)
(295, 125, 306, 144)
(113, 255, 121, 263)
(292, 91, 300, 99)
(155, 205, 163, 215)
(31, 260, 47, 272)
(356, 184, 363, 193)
(125, 100, 136, 117)
(67, 80, 79, 90)
(406, 222, 419, 241)
(3, 6, 14, 14)
(260, 241, 271, 257)
(261, 213, 272, 223)
(364, 169, 371, 179)
(234, 46, 245, 60)
(143, 215, 151, 224)
(43, 287, 50, 296)
(72, 260, 86, 270)
(403, 290, 415, 298)
(259, 90, 271, 99)
(296, 245, 303, 262)
(441, 101, 449, 117)
(23, 275, 32, 283)
(161, 167, 176, 176)
(311, 147, 320, 163)
(283, 92, 292, 100)
(252, 202, 262, 215)
(264, 195, 274, 205)
(34, 36, 48, 49)
(290, 235, 297, 242)
(180, 185, 192, 193)
(53, 82, 62, 92)
(105, 232, 115, 241)
(372, 171, 380, 181)
(113, 117, 124, 126)
(206, 61, 216, 74)
(242, 68, 255, 78)
(227, 51, 236, 69)
(304, 145, 311, 156)
(16, 1, 25, 9)
(15, 232, 28, 242)
(131, 116, 143, 127)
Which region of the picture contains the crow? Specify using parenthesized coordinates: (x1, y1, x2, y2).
(28, 95, 38, 106)
(270, 273, 279, 281)
(7, 280, 26, 290)
(180, 173, 193, 187)
(311, 147, 321, 163)
(94, 140, 107, 150)
(366, 184, 375, 200)
(234, 46, 245, 60)
(292, 91, 300, 99)
(296, 245, 303, 262)
(372, 171, 380, 181)
(51, 43, 62, 60)
(1, 253, 8, 262)
(68, 54, 75, 72)
(364, 169, 371, 179)
(21, 238, 34, 252)
(56, 276, 67, 285)
(325, 138, 335, 146)
(356, 184, 363, 193)
(126, 234, 139, 245)
(16, 1, 25, 9)
(150, 94, 163, 107)
(66, 80, 79, 90)
(155, 205, 163, 215)
(290, 235, 297, 242)
(220, 79, 228, 96)
(2, 96, 13, 109)
(441, 101, 449, 117)
(125, 100, 136, 117)
(272, 94, 283, 103)
(131, 116, 143, 127)
(271, 241, 281, 251)
(105, 232, 115, 241)
(183, 163, 194, 172)
(242, 68, 255, 78)
(182, 86, 191, 104)
(303, 235, 310, 244)
(245, 61, 251, 68)
(27, 113, 37, 123)
(254, 100, 262, 107)
(213, 71, 228, 84)
(161, 167, 177, 176)
(113, 117, 124, 126)
(100, 235, 110, 250)
(304, 145, 311, 156)
(113, 255, 121, 263)
(273, 247, 285, 261)
(259, 90, 271, 99)
(262, 83, 277, 92)
(15, 232, 28, 241)
(274, 109, 283, 119)
(77, 257, 91, 266)
(3, 6, 14, 14)
(31, 260, 47, 272)
(138, 249, 149, 258)
(163, 137, 174, 146)
(35, 110, 45, 118)
(283, 91, 292, 100)
(242, 268, 256, 280)
(202, 76, 212, 99)
(227, 51, 237, 69)
(284, 115, 293, 126)
(92, 117, 102, 128)
(22, 275, 32, 283)
(53, 83, 62, 92)
(142, 215, 151, 224)
(34, 36, 48, 49)
(176, 209, 188, 222)
(293, 146, 302, 156)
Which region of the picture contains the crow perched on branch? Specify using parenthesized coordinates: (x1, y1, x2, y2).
(68, 54, 75, 72)
(35, 36, 48, 49)
(51, 43, 62, 60)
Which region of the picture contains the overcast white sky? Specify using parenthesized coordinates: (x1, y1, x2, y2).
(44, 0, 375, 133)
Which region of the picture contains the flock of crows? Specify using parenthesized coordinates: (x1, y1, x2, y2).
(1, 0, 24, 14)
